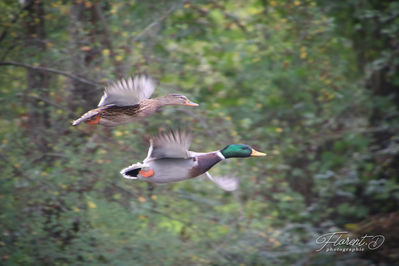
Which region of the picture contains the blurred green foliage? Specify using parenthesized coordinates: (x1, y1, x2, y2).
(0, 0, 398, 265)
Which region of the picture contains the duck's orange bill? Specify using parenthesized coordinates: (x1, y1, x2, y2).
(85, 114, 101, 125)
(139, 169, 154, 178)
(185, 100, 199, 107)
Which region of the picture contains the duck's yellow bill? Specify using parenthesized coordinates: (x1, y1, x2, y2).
(251, 149, 266, 157)
(185, 100, 199, 107)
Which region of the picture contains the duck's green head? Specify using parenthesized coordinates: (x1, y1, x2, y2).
(220, 144, 266, 159)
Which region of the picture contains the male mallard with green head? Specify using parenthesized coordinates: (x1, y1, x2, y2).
(72, 74, 198, 126)
(120, 130, 266, 191)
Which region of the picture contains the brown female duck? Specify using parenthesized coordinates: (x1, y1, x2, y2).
(72, 74, 198, 126)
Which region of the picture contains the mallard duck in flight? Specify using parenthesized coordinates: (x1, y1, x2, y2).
(120, 130, 266, 191)
(72, 74, 198, 126)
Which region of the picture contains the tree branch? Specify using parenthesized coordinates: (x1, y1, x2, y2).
(15, 93, 77, 116)
(130, 3, 180, 43)
(0, 61, 102, 87)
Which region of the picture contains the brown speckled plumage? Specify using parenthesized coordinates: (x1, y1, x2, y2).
(92, 100, 160, 126)
(72, 74, 198, 127)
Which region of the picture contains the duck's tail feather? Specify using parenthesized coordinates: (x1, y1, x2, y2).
(120, 162, 148, 179)
(72, 108, 103, 126)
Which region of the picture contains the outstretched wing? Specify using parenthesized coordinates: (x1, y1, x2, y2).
(98, 74, 155, 107)
(145, 130, 192, 161)
(206, 172, 239, 191)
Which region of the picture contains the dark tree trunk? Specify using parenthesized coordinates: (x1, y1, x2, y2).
(68, 2, 98, 110)
(24, 0, 51, 154)
(68, 1, 125, 111)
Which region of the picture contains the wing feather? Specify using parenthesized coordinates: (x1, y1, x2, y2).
(147, 130, 192, 160)
(206, 172, 239, 191)
(98, 74, 155, 107)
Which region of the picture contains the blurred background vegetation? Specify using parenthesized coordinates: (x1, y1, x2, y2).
(1, 0, 398, 265)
